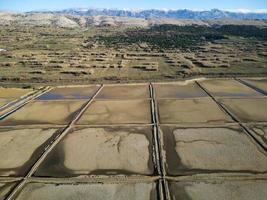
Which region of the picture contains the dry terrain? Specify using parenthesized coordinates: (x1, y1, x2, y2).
(0, 78, 266, 200)
(1, 12, 267, 200)
(0, 15, 267, 85)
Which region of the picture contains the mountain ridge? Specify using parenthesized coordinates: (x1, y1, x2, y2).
(1, 9, 267, 28)
(52, 8, 267, 20)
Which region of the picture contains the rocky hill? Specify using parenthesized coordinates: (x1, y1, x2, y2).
(0, 12, 267, 28)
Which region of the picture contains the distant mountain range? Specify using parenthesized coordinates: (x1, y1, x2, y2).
(1, 8, 267, 28)
(54, 8, 267, 20)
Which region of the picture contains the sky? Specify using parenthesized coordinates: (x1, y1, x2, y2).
(0, 0, 266, 12)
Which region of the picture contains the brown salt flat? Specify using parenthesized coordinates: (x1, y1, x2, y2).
(14, 182, 157, 200)
(199, 79, 262, 97)
(0, 88, 33, 99)
(154, 82, 207, 99)
(96, 84, 150, 99)
(219, 98, 267, 122)
(37, 86, 100, 100)
(0, 100, 86, 125)
(77, 100, 151, 124)
(243, 78, 267, 93)
(158, 99, 232, 124)
(168, 179, 267, 200)
(161, 126, 267, 175)
(0, 181, 19, 200)
(35, 126, 154, 177)
(248, 124, 267, 149)
(0, 127, 59, 176)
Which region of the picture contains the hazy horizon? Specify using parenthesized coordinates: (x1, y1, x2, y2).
(0, 0, 266, 13)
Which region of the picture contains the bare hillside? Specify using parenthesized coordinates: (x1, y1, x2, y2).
(1, 12, 267, 28)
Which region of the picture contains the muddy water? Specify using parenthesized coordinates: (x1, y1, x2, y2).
(37, 86, 100, 100)
(0, 127, 59, 176)
(158, 99, 232, 124)
(0, 88, 32, 99)
(96, 84, 150, 99)
(200, 79, 262, 97)
(0, 99, 9, 108)
(35, 126, 154, 177)
(154, 83, 207, 99)
(249, 124, 267, 149)
(219, 98, 267, 122)
(14, 182, 157, 200)
(0, 100, 87, 125)
(244, 79, 267, 93)
(0, 102, 5, 108)
(162, 126, 267, 175)
(168, 179, 267, 200)
(0, 181, 19, 200)
(77, 100, 152, 125)
(161, 126, 186, 175)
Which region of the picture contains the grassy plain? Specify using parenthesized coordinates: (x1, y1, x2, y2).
(0, 25, 267, 86)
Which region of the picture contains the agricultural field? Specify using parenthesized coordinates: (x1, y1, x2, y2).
(0, 24, 267, 85)
(0, 78, 266, 199)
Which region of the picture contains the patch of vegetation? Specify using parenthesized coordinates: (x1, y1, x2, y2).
(217, 25, 267, 39)
(97, 25, 226, 50)
(0, 24, 267, 85)
(97, 24, 267, 50)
